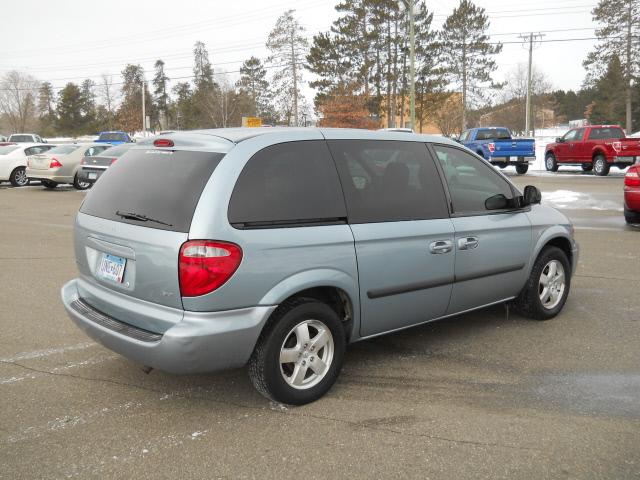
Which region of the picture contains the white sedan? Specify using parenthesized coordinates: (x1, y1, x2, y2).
(0, 143, 55, 186)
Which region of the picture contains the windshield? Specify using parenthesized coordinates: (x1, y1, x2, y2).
(9, 135, 34, 142)
(0, 145, 20, 155)
(46, 145, 81, 155)
(99, 132, 128, 142)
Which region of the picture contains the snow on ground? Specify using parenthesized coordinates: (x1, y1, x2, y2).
(542, 189, 623, 212)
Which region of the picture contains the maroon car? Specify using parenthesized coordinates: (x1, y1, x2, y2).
(545, 125, 640, 176)
(624, 164, 640, 224)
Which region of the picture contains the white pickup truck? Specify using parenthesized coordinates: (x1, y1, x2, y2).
(8, 133, 46, 143)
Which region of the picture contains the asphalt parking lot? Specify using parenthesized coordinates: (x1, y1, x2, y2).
(1, 172, 639, 479)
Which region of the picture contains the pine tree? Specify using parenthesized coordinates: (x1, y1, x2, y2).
(153, 59, 170, 129)
(80, 79, 96, 134)
(589, 55, 627, 126)
(38, 82, 57, 136)
(171, 82, 198, 129)
(56, 83, 84, 135)
(237, 56, 270, 118)
(583, 0, 639, 132)
(192, 41, 220, 127)
(439, 0, 502, 130)
(266, 10, 309, 126)
(117, 64, 152, 133)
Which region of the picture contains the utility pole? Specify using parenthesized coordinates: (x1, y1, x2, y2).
(625, 0, 632, 132)
(519, 33, 544, 136)
(141, 77, 146, 137)
(408, 0, 416, 130)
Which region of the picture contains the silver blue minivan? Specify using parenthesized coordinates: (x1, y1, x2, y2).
(62, 128, 578, 405)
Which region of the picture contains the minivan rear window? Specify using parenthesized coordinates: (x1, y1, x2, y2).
(80, 149, 224, 232)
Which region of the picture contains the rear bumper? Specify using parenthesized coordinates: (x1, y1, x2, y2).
(77, 167, 106, 183)
(624, 188, 640, 212)
(488, 156, 535, 164)
(26, 168, 71, 183)
(61, 279, 276, 373)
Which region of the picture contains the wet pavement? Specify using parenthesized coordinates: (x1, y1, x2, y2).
(1, 175, 639, 479)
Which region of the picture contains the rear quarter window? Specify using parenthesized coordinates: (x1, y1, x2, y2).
(80, 149, 224, 232)
(228, 140, 346, 227)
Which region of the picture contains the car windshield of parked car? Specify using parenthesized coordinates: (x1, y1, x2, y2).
(47, 145, 82, 155)
(0, 145, 20, 155)
(98, 144, 132, 157)
(9, 135, 33, 142)
(588, 127, 625, 140)
(99, 133, 128, 142)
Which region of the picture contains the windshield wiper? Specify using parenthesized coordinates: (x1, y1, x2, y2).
(115, 210, 173, 227)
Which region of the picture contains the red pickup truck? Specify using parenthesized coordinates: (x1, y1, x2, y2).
(545, 125, 640, 176)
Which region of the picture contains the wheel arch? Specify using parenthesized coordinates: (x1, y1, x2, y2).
(258, 270, 360, 342)
(591, 148, 607, 161)
(530, 229, 574, 278)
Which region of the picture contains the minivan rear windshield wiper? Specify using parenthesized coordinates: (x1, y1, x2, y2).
(115, 210, 173, 227)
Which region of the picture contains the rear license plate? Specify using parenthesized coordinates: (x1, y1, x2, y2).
(88, 172, 97, 180)
(98, 254, 126, 283)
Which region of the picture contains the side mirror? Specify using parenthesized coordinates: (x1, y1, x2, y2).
(555, 137, 563, 143)
(485, 194, 509, 210)
(523, 185, 542, 205)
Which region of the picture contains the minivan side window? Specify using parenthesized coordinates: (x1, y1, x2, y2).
(327, 140, 449, 223)
(228, 140, 347, 227)
(433, 145, 515, 214)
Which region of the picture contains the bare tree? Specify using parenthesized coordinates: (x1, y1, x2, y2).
(502, 63, 552, 103)
(0, 71, 39, 133)
(98, 74, 119, 130)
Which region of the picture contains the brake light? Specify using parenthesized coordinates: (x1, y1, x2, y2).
(153, 138, 174, 148)
(80, 157, 87, 165)
(488, 143, 495, 153)
(178, 240, 242, 297)
(110, 158, 118, 165)
(625, 168, 640, 187)
(49, 158, 62, 168)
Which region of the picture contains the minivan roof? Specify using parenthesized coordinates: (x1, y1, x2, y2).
(145, 127, 457, 148)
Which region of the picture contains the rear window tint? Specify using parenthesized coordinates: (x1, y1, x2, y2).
(9, 135, 33, 142)
(80, 149, 224, 232)
(47, 145, 81, 155)
(228, 141, 346, 227)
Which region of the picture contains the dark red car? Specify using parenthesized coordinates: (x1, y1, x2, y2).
(545, 125, 640, 176)
(624, 164, 640, 224)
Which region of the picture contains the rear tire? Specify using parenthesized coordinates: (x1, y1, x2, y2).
(41, 180, 57, 189)
(73, 173, 91, 190)
(515, 164, 529, 174)
(545, 153, 558, 172)
(593, 155, 610, 176)
(248, 297, 346, 405)
(624, 205, 640, 224)
(511, 246, 571, 321)
(9, 167, 29, 187)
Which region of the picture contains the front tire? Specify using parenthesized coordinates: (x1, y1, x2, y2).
(512, 246, 571, 320)
(515, 164, 529, 174)
(545, 153, 558, 172)
(248, 298, 346, 405)
(593, 155, 610, 176)
(9, 167, 29, 187)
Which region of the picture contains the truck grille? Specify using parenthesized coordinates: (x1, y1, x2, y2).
(70, 298, 163, 343)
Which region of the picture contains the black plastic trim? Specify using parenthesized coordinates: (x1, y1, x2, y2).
(231, 217, 347, 230)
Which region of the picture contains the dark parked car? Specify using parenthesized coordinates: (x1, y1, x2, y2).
(61, 128, 578, 405)
(78, 143, 135, 184)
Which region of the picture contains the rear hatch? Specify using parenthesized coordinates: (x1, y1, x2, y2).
(492, 138, 535, 158)
(75, 146, 226, 333)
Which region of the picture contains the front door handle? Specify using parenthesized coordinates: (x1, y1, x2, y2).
(429, 240, 453, 254)
(457, 236, 479, 250)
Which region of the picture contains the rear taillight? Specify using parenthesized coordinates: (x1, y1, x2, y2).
(110, 157, 117, 165)
(49, 158, 62, 168)
(178, 240, 242, 297)
(488, 143, 495, 153)
(80, 157, 87, 165)
(625, 168, 640, 187)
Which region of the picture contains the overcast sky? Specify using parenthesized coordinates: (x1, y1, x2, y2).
(1, 0, 599, 105)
